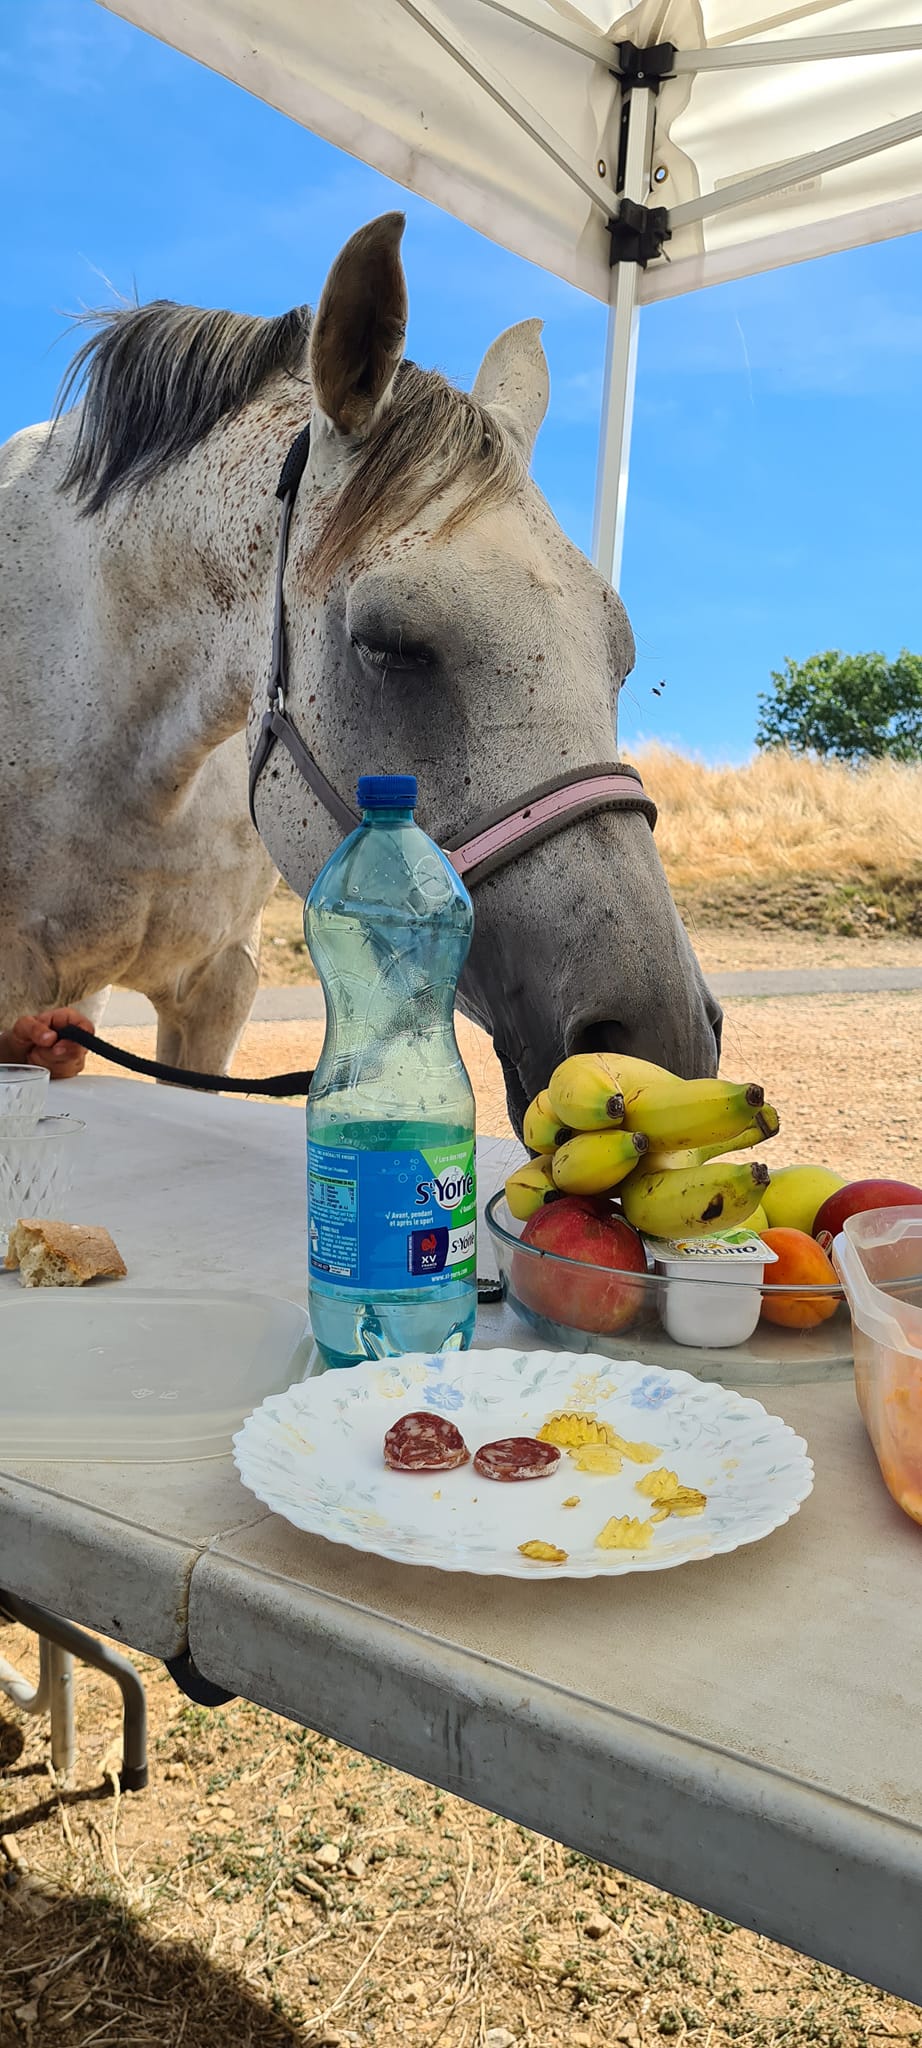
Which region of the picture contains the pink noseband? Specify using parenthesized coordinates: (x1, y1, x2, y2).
(444, 765, 656, 887)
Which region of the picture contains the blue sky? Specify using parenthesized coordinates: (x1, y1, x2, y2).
(4, 0, 921, 761)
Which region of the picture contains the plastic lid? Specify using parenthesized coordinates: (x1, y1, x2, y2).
(643, 1230, 777, 1264)
(357, 774, 417, 810)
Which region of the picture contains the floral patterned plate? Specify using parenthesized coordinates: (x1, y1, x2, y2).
(233, 1349, 814, 1578)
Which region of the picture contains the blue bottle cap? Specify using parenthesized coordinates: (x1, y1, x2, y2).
(357, 775, 417, 810)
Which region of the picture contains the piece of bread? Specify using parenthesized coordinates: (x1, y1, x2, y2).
(5, 1219, 127, 1288)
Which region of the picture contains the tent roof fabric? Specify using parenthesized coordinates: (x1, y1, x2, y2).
(98, 0, 922, 302)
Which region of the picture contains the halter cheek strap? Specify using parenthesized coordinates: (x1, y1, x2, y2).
(248, 423, 359, 834)
(247, 422, 657, 865)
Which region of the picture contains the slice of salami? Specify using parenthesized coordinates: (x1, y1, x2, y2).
(473, 1436, 561, 1483)
(384, 1411, 470, 1474)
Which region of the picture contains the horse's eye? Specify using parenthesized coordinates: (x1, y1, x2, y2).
(351, 634, 434, 675)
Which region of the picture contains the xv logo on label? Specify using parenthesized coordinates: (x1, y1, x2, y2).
(409, 1226, 449, 1276)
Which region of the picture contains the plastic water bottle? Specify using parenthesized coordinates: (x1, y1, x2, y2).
(305, 774, 477, 1368)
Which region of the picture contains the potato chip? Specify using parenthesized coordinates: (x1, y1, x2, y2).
(538, 1412, 620, 1450)
(594, 1515, 653, 1551)
(636, 1467, 680, 1500)
(609, 1434, 660, 1465)
(567, 1443, 623, 1475)
(636, 1469, 707, 1520)
(518, 1540, 568, 1563)
(667, 1489, 707, 1517)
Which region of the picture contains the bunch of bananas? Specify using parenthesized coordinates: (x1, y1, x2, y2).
(506, 1052, 778, 1239)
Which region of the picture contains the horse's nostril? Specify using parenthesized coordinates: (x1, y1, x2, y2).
(566, 1019, 624, 1059)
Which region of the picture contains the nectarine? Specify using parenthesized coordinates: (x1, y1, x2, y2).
(813, 1179, 922, 1252)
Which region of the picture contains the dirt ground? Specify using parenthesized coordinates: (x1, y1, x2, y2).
(4, 920, 922, 2046)
(2, 1633, 920, 2048)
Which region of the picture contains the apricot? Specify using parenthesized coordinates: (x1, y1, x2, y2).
(759, 1226, 840, 1328)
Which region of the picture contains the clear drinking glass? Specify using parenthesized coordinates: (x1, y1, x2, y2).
(0, 1118, 85, 1257)
(0, 1064, 50, 1135)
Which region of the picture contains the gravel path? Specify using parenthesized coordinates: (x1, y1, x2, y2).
(101, 962, 922, 1029)
(86, 988, 922, 1185)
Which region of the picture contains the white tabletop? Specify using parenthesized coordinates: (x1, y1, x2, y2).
(2, 1079, 921, 2002)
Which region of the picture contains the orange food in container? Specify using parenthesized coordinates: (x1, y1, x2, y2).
(833, 1207, 922, 1527)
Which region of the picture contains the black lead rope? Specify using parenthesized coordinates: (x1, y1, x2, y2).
(56, 1023, 313, 1096)
(55, 1023, 504, 1305)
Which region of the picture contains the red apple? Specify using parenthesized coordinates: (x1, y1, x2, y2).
(813, 1179, 922, 1253)
(512, 1195, 647, 1336)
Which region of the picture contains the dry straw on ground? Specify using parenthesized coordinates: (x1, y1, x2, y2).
(633, 747, 922, 889)
(2, 1637, 921, 2048)
(261, 750, 922, 976)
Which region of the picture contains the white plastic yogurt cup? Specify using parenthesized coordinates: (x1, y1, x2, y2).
(643, 1229, 778, 1349)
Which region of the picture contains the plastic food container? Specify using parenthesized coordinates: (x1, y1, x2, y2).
(833, 1206, 922, 1527)
(643, 1230, 778, 1349)
(0, 1289, 312, 1462)
(484, 1192, 853, 1386)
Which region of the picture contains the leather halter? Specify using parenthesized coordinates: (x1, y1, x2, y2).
(247, 424, 657, 876)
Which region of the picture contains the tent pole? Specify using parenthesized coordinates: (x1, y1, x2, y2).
(672, 23, 922, 71)
(592, 86, 655, 590)
(670, 103, 922, 231)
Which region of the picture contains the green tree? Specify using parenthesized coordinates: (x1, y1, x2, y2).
(756, 650, 922, 762)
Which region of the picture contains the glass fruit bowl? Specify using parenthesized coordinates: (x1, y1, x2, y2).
(485, 1192, 855, 1386)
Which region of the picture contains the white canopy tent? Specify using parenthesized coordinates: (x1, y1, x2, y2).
(98, 0, 922, 581)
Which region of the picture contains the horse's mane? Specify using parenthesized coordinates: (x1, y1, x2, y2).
(308, 364, 523, 584)
(57, 298, 312, 517)
(56, 295, 525, 578)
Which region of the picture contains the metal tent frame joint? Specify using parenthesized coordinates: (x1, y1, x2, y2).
(613, 40, 676, 89)
(608, 198, 671, 269)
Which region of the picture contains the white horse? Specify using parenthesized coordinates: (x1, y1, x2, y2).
(0, 213, 720, 1128)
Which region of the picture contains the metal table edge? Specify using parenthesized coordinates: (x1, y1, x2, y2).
(186, 1551, 922, 2004)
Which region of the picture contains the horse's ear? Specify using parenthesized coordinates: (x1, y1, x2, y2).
(471, 319, 550, 461)
(310, 213, 408, 438)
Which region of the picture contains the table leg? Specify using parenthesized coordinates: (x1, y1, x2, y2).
(0, 1592, 148, 1791)
(46, 1640, 76, 1778)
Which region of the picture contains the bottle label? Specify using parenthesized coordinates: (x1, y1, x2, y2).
(308, 1140, 476, 1291)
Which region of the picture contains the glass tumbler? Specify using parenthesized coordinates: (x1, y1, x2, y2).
(0, 1064, 49, 1136)
(0, 1117, 86, 1258)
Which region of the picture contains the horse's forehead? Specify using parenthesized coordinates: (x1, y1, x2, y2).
(348, 485, 608, 617)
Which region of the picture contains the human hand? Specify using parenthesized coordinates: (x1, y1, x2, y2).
(0, 1007, 96, 1079)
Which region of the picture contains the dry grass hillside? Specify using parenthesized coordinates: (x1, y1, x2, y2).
(260, 749, 922, 982)
(632, 747, 922, 934)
